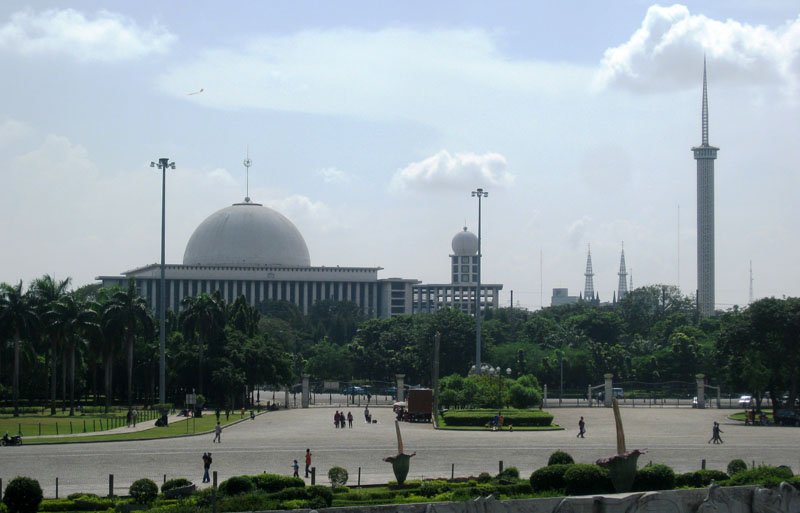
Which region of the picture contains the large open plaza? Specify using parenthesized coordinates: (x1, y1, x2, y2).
(1, 405, 798, 497)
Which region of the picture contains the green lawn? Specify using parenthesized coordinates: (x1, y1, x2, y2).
(728, 410, 773, 423)
(2, 410, 253, 444)
(0, 409, 152, 437)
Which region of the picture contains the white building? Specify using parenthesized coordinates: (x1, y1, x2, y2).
(99, 200, 501, 318)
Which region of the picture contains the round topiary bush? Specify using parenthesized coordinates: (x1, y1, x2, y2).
(634, 464, 676, 491)
(530, 464, 571, 492)
(251, 473, 305, 493)
(496, 467, 520, 484)
(219, 475, 255, 496)
(129, 478, 158, 504)
(727, 466, 793, 487)
(548, 450, 575, 466)
(328, 466, 349, 488)
(727, 459, 748, 476)
(477, 472, 492, 483)
(564, 464, 612, 496)
(161, 478, 192, 493)
(2, 477, 43, 513)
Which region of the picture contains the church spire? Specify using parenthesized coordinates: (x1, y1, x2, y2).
(617, 243, 628, 300)
(584, 245, 595, 303)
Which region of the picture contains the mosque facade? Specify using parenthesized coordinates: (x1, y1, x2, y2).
(98, 198, 501, 318)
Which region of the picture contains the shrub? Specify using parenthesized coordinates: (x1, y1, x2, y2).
(508, 383, 542, 408)
(66, 493, 98, 501)
(306, 485, 334, 507)
(564, 464, 612, 496)
(548, 450, 575, 466)
(419, 480, 450, 497)
(328, 466, 349, 488)
(129, 478, 158, 504)
(676, 470, 729, 488)
(477, 472, 492, 483)
(634, 464, 675, 491)
(3, 477, 43, 513)
(251, 473, 304, 493)
(161, 478, 192, 493)
(496, 467, 520, 484)
(218, 475, 254, 496)
(727, 459, 748, 476)
(727, 466, 793, 487)
(217, 493, 278, 512)
(530, 464, 571, 492)
(442, 409, 554, 427)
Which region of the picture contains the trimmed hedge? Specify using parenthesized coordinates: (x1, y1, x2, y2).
(726, 466, 793, 487)
(129, 479, 158, 504)
(676, 470, 729, 488)
(548, 450, 575, 466)
(161, 478, 192, 493)
(530, 464, 571, 492)
(218, 475, 254, 496)
(250, 473, 305, 493)
(442, 409, 554, 427)
(564, 464, 613, 496)
(634, 464, 675, 491)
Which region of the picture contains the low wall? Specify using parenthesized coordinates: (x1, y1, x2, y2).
(288, 482, 800, 513)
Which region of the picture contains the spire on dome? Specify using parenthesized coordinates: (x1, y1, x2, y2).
(702, 55, 709, 146)
(243, 147, 252, 203)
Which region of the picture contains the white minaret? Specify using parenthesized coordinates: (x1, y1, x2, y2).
(617, 243, 628, 300)
(692, 57, 719, 317)
(583, 245, 595, 302)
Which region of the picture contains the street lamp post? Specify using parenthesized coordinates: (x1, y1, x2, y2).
(471, 188, 488, 372)
(150, 157, 175, 405)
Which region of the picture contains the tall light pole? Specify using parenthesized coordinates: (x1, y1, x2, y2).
(471, 188, 488, 373)
(150, 157, 175, 405)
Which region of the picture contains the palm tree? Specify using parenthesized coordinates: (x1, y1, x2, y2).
(31, 275, 71, 415)
(104, 281, 153, 409)
(0, 282, 40, 417)
(181, 292, 225, 395)
(52, 294, 99, 415)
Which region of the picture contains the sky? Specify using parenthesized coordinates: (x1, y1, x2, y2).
(1, 1, 798, 311)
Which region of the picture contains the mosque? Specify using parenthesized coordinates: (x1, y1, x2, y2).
(98, 196, 502, 319)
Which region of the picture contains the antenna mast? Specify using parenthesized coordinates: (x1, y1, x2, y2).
(243, 147, 252, 202)
(749, 260, 754, 304)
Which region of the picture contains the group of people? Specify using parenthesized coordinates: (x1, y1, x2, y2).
(744, 409, 768, 426)
(333, 411, 354, 428)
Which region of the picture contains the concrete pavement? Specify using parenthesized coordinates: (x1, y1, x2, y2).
(1, 406, 798, 498)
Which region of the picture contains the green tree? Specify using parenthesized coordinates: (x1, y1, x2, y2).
(104, 280, 154, 408)
(0, 281, 39, 416)
(180, 292, 225, 395)
(51, 294, 98, 415)
(30, 274, 71, 415)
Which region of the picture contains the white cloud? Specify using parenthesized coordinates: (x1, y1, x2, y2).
(595, 4, 800, 92)
(157, 28, 591, 124)
(316, 167, 350, 184)
(0, 119, 34, 147)
(566, 217, 592, 250)
(391, 150, 514, 192)
(0, 8, 175, 61)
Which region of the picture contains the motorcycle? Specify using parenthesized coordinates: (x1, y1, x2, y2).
(1, 434, 22, 446)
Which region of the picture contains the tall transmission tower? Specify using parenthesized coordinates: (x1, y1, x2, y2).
(749, 260, 754, 304)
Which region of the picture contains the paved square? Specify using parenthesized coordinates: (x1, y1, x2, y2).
(1, 405, 798, 497)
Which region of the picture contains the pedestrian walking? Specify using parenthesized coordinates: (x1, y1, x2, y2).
(347, 411, 353, 428)
(304, 448, 312, 478)
(292, 459, 300, 478)
(202, 452, 212, 483)
(334, 411, 340, 428)
(132, 409, 138, 427)
(213, 421, 222, 443)
(577, 416, 586, 438)
(708, 421, 723, 444)
(126, 409, 132, 427)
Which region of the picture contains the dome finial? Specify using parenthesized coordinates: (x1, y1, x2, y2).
(243, 146, 252, 203)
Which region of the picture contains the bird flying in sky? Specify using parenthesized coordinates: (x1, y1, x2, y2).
(187, 88, 204, 95)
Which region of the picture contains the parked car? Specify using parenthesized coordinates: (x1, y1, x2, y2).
(774, 409, 800, 426)
(738, 395, 753, 407)
(342, 385, 365, 396)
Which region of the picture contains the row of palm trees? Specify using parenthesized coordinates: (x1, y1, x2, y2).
(0, 276, 153, 417)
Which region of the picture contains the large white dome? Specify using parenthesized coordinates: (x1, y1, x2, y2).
(451, 227, 478, 256)
(183, 201, 311, 267)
